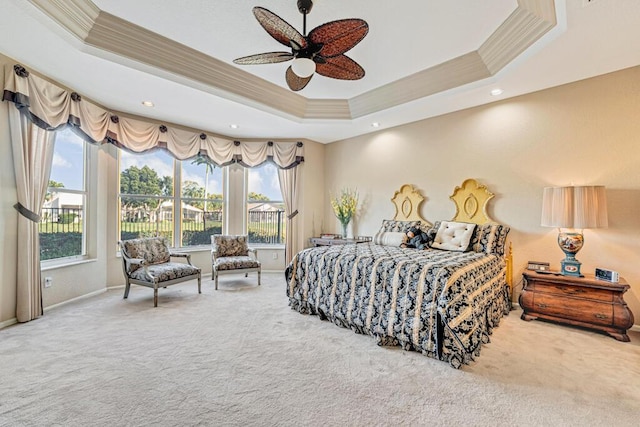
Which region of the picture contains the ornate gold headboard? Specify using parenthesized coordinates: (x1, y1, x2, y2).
(389, 180, 512, 297)
(450, 178, 495, 224)
(391, 184, 432, 227)
(449, 178, 513, 297)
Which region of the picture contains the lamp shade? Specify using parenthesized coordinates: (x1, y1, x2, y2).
(541, 186, 608, 229)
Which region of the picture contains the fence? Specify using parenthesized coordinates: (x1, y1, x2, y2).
(248, 210, 285, 244)
(40, 207, 83, 260)
(120, 207, 285, 245)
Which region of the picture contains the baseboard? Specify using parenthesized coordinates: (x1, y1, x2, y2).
(43, 288, 107, 313)
(0, 317, 18, 330)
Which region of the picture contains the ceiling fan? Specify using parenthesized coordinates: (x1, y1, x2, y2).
(233, 0, 369, 91)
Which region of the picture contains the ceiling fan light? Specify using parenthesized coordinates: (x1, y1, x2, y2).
(291, 57, 316, 78)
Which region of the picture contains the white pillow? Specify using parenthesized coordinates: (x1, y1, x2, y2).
(373, 231, 406, 246)
(431, 221, 476, 252)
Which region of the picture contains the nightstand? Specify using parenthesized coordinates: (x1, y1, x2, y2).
(520, 271, 634, 341)
(309, 236, 371, 246)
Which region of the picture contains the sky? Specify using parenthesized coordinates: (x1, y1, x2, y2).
(50, 127, 282, 201)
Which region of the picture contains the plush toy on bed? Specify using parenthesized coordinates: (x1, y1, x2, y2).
(400, 227, 434, 250)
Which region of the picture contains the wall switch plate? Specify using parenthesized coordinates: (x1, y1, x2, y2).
(44, 277, 53, 288)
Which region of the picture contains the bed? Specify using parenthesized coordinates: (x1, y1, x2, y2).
(285, 179, 512, 368)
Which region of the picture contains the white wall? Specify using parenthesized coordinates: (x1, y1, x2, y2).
(323, 66, 640, 326)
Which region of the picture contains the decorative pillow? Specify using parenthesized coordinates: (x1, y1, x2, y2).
(373, 231, 407, 246)
(431, 221, 476, 252)
(380, 219, 421, 233)
(469, 223, 510, 256)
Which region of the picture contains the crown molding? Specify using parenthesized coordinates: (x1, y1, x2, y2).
(29, 0, 99, 40)
(86, 11, 308, 118)
(478, 0, 557, 74)
(26, 0, 557, 121)
(349, 51, 491, 119)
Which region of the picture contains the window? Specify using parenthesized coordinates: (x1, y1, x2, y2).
(117, 152, 284, 248)
(40, 128, 87, 261)
(247, 163, 285, 244)
(180, 156, 223, 246)
(119, 150, 175, 242)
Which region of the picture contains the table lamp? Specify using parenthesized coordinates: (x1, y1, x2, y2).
(540, 186, 608, 276)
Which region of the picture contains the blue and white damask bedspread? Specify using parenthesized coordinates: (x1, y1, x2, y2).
(285, 243, 511, 368)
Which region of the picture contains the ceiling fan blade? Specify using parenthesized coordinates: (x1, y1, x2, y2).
(309, 19, 369, 58)
(233, 52, 294, 65)
(315, 55, 365, 80)
(285, 66, 313, 91)
(253, 7, 306, 50)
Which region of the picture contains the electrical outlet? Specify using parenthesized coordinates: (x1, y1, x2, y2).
(44, 277, 53, 288)
(272, 253, 278, 260)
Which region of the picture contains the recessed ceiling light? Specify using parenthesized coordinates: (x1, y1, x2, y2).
(229, 124, 239, 129)
(371, 122, 380, 128)
(141, 101, 154, 107)
(490, 89, 503, 96)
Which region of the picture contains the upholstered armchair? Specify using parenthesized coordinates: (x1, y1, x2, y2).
(118, 237, 202, 307)
(211, 235, 261, 290)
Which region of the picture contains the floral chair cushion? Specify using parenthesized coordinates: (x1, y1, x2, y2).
(130, 262, 201, 283)
(212, 235, 249, 257)
(214, 256, 260, 271)
(122, 237, 171, 272)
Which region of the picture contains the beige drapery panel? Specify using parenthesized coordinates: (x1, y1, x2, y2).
(278, 167, 301, 265)
(2, 64, 304, 168)
(8, 107, 55, 322)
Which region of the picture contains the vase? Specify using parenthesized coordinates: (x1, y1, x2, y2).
(341, 222, 349, 239)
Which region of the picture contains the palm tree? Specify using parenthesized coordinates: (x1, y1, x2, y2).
(191, 154, 216, 213)
(190, 155, 218, 233)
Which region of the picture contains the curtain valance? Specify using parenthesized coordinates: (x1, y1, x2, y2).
(2, 64, 304, 169)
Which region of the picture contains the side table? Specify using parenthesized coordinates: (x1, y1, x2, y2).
(309, 236, 371, 246)
(520, 271, 634, 342)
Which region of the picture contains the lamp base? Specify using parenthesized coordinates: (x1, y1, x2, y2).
(557, 231, 584, 277)
(561, 257, 582, 276)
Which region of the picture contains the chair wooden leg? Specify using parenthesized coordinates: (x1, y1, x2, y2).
(123, 280, 131, 299)
(154, 286, 158, 307)
(258, 270, 261, 286)
(198, 274, 202, 294)
(215, 270, 219, 290)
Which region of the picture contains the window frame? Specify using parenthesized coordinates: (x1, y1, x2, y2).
(116, 153, 285, 249)
(245, 163, 285, 246)
(40, 129, 90, 264)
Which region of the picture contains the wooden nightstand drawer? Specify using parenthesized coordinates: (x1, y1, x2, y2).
(530, 280, 613, 302)
(532, 294, 613, 326)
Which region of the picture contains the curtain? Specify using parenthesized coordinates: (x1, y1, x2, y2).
(278, 166, 302, 265)
(8, 107, 55, 322)
(3, 64, 305, 169)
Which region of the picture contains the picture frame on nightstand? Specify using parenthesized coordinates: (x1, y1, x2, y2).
(527, 261, 550, 271)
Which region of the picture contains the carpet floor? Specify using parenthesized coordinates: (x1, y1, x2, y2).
(0, 272, 639, 427)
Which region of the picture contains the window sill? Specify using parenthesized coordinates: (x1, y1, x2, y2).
(41, 257, 96, 271)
